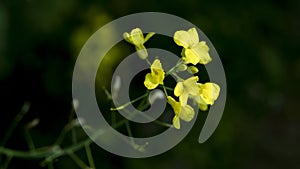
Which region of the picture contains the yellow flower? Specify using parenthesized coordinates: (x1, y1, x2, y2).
(144, 59, 165, 90)
(123, 28, 155, 59)
(167, 96, 195, 129)
(195, 82, 220, 111)
(174, 28, 212, 65)
(174, 76, 199, 106)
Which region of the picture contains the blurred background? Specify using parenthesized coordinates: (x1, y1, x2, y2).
(0, 0, 300, 168)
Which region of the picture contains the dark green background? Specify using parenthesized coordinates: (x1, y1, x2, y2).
(0, 0, 299, 168)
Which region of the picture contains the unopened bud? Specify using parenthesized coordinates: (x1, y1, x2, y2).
(26, 118, 40, 129)
(187, 66, 199, 74)
(176, 64, 187, 72)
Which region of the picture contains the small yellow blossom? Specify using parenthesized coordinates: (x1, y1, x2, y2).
(167, 96, 195, 129)
(123, 28, 155, 59)
(174, 28, 211, 65)
(144, 59, 165, 90)
(195, 82, 220, 111)
(174, 76, 199, 106)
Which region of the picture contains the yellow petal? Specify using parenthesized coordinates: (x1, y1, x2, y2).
(144, 32, 155, 42)
(199, 82, 220, 105)
(183, 48, 201, 65)
(172, 115, 180, 129)
(130, 28, 144, 46)
(167, 96, 181, 115)
(151, 59, 165, 84)
(175, 76, 199, 106)
(179, 92, 189, 106)
(151, 59, 163, 70)
(183, 76, 199, 96)
(184, 76, 199, 86)
(174, 30, 191, 48)
(187, 28, 199, 46)
(144, 73, 158, 90)
(174, 82, 183, 97)
(123, 32, 132, 43)
(190, 41, 212, 64)
(144, 59, 165, 89)
(179, 104, 195, 122)
(155, 69, 165, 84)
(198, 41, 209, 50)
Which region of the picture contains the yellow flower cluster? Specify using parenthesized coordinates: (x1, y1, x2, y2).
(169, 28, 220, 129)
(168, 77, 220, 129)
(123, 27, 220, 130)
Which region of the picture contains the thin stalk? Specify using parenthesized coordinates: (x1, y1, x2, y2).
(69, 109, 77, 145)
(1, 102, 30, 147)
(0, 119, 127, 160)
(0, 102, 30, 164)
(47, 162, 54, 169)
(171, 72, 183, 81)
(111, 111, 117, 126)
(125, 120, 135, 146)
(166, 59, 183, 75)
(145, 58, 151, 66)
(2, 155, 12, 169)
(85, 144, 95, 169)
(24, 129, 35, 150)
(153, 120, 172, 128)
(110, 93, 148, 111)
(69, 153, 88, 169)
(71, 129, 77, 145)
(161, 85, 168, 96)
(164, 86, 174, 91)
(54, 125, 69, 145)
(120, 98, 172, 129)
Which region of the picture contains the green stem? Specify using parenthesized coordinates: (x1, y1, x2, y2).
(1, 102, 30, 147)
(69, 109, 77, 145)
(0, 102, 30, 164)
(125, 121, 133, 138)
(125, 121, 135, 148)
(85, 144, 95, 169)
(48, 162, 54, 169)
(71, 129, 77, 145)
(111, 109, 117, 126)
(2, 155, 12, 169)
(166, 59, 183, 75)
(54, 125, 69, 145)
(153, 120, 172, 128)
(0, 119, 127, 161)
(145, 58, 151, 66)
(24, 129, 35, 150)
(171, 72, 183, 81)
(121, 99, 172, 129)
(102, 86, 112, 100)
(161, 85, 168, 96)
(69, 153, 88, 169)
(110, 93, 148, 111)
(164, 86, 174, 91)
